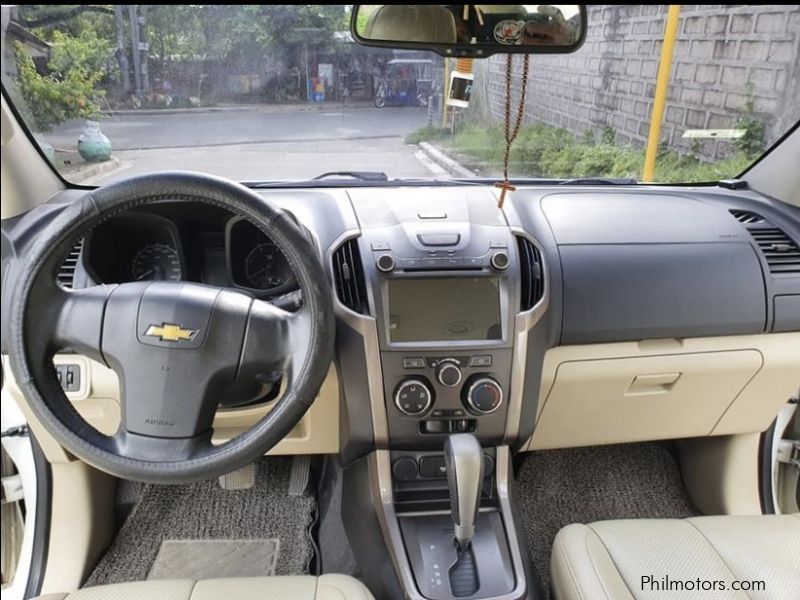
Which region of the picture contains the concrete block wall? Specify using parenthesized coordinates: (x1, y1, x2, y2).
(485, 5, 800, 160)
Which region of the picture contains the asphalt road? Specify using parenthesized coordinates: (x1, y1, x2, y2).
(48, 105, 442, 183)
(48, 105, 430, 150)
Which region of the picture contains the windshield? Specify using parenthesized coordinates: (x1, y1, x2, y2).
(1, 5, 798, 185)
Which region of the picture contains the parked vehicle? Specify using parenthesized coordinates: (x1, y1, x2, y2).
(374, 58, 434, 107)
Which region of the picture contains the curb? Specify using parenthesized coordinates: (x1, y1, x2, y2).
(102, 102, 378, 117)
(103, 106, 260, 116)
(62, 156, 121, 184)
(418, 142, 476, 178)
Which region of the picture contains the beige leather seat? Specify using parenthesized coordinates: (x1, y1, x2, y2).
(552, 515, 800, 600)
(35, 575, 374, 600)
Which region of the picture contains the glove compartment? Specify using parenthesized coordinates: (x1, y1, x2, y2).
(531, 347, 763, 449)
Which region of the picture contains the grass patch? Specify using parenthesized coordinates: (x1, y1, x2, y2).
(404, 126, 448, 145)
(407, 121, 755, 183)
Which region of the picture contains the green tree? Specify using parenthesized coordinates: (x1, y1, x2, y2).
(14, 28, 112, 132)
(148, 5, 207, 77)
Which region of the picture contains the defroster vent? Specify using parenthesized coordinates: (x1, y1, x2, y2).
(516, 236, 544, 310)
(332, 238, 369, 314)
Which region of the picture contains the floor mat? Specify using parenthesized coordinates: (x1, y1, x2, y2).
(148, 539, 280, 580)
(515, 442, 699, 596)
(84, 458, 314, 587)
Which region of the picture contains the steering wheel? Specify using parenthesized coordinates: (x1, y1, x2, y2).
(8, 172, 334, 483)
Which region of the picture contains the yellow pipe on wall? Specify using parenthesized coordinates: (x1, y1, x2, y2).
(642, 5, 681, 182)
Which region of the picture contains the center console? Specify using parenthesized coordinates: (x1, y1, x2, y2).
(338, 189, 545, 600)
(361, 198, 519, 450)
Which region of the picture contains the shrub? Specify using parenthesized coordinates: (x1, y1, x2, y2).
(733, 83, 766, 159)
(14, 29, 111, 132)
(405, 121, 754, 183)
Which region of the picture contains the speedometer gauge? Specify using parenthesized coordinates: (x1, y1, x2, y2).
(131, 243, 182, 281)
(245, 242, 291, 289)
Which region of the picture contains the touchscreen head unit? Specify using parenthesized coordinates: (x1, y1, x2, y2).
(388, 277, 501, 343)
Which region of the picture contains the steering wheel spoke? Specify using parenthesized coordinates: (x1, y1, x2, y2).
(51, 285, 116, 363)
(238, 298, 298, 380)
(110, 428, 213, 463)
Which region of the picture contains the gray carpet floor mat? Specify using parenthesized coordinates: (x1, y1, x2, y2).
(85, 458, 314, 587)
(515, 442, 699, 596)
(148, 539, 280, 580)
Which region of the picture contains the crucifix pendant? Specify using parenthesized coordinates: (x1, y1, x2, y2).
(494, 180, 516, 208)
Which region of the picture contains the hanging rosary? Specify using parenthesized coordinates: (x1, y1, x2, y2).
(495, 53, 530, 208)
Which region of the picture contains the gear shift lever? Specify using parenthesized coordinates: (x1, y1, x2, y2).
(444, 433, 484, 550)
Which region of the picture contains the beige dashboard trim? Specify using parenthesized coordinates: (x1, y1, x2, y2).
(677, 433, 763, 515)
(1, 355, 341, 464)
(526, 333, 800, 450)
(39, 462, 114, 595)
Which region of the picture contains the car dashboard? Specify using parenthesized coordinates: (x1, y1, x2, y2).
(1, 182, 799, 460)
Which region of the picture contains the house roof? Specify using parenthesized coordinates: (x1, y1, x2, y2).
(7, 20, 51, 57)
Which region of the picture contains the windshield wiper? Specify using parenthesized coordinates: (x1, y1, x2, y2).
(558, 177, 638, 185)
(312, 171, 388, 182)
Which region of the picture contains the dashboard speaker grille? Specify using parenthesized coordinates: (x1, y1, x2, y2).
(332, 238, 369, 314)
(730, 210, 800, 275)
(517, 236, 544, 310)
(57, 238, 84, 288)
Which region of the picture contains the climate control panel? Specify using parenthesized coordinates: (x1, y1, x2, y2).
(382, 350, 512, 447)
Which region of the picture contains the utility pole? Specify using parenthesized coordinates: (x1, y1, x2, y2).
(139, 5, 150, 94)
(114, 5, 131, 94)
(128, 5, 142, 98)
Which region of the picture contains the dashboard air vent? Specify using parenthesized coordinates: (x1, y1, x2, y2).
(332, 238, 369, 314)
(749, 228, 800, 274)
(517, 236, 544, 310)
(56, 239, 84, 288)
(729, 210, 800, 275)
(729, 209, 765, 225)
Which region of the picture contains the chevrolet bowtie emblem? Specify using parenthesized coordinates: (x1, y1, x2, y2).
(144, 323, 198, 342)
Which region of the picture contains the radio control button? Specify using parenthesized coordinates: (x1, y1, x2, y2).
(490, 251, 510, 271)
(376, 254, 395, 272)
(402, 357, 426, 369)
(469, 355, 493, 367)
(436, 362, 462, 387)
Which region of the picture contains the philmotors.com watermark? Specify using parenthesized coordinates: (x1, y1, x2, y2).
(641, 575, 766, 593)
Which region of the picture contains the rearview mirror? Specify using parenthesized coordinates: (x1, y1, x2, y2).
(351, 5, 587, 57)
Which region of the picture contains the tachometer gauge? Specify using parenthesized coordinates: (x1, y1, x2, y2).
(131, 243, 182, 281)
(245, 242, 291, 289)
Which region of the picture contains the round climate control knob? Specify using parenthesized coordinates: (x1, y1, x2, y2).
(436, 361, 462, 387)
(394, 378, 433, 416)
(464, 377, 503, 414)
